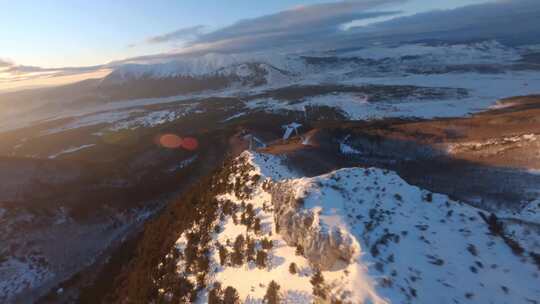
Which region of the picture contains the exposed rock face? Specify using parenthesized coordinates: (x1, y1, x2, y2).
(270, 182, 355, 270)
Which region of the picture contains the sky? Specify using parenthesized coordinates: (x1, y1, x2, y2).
(0, 0, 527, 91)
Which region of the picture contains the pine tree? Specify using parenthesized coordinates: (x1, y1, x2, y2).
(246, 236, 256, 262)
(264, 280, 281, 304)
(184, 233, 199, 269)
(240, 212, 247, 226)
(196, 272, 206, 290)
(232, 235, 245, 266)
(256, 250, 268, 269)
(261, 237, 273, 250)
(222, 200, 234, 216)
(289, 262, 297, 274)
(245, 203, 255, 229)
(253, 218, 262, 234)
(171, 247, 181, 260)
(197, 253, 210, 273)
(161, 274, 195, 303)
(208, 283, 223, 304)
(487, 213, 503, 235)
(218, 244, 229, 266)
(310, 268, 326, 300)
(223, 286, 240, 304)
(295, 244, 304, 256)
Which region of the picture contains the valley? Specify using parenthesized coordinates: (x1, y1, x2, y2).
(0, 40, 539, 303)
(97, 95, 540, 303)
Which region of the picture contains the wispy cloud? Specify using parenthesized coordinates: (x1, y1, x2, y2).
(146, 25, 206, 44)
(0, 61, 105, 83)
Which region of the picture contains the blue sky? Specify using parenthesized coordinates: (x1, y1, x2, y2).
(1, 0, 491, 68)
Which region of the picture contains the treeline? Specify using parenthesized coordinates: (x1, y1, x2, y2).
(94, 156, 238, 303)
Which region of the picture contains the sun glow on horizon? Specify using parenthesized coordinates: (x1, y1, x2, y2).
(0, 68, 112, 93)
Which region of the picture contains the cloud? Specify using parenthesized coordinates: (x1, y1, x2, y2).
(166, 0, 539, 57)
(7, 0, 405, 90)
(5, 65, 44, 74)
(1, 0, 405, 87)
(188, 0, 403, 51)
(115, 0, 404, 63)
(2, 0, 404, 91)
(146, 25, 206, 44)
(0, 59, 13, 68)
(0, 62, 105, 83)
(4, 0, 540, 92)
(349, 0, 540, 45)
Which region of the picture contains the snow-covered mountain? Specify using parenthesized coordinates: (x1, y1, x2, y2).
(152, 151, 540, 303)
(101, 53, 297, 87)
(98, 58, 297, 101)
(103, 40, 528, 84)
(94, 40, 540, 101)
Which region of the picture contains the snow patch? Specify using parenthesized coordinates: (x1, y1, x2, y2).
(48, 144, 96, 159)
(167, 155, 198, 172)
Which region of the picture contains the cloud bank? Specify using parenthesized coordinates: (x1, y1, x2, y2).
(352, 0, 540, 45)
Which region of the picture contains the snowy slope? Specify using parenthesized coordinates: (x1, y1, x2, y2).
(164, 151, 540, 303)
(281, 167, 540, 303)
(339, 40, 520, 64)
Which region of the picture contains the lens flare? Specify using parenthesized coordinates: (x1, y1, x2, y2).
(159, 134, 183, 149)
(181, 137, 199, 151)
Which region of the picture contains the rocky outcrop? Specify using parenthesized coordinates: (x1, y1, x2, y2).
(270, 182, 355, 270)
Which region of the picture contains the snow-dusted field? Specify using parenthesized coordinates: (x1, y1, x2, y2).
(239, 41, 540, 120)
(2, 40, 539, 135)
(247, 70, 540, 120)
(40, 104, 200, 137)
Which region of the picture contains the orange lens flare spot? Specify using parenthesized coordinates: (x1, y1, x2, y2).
(181, 137, 199, 151)
(159, 134, 183, 149)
